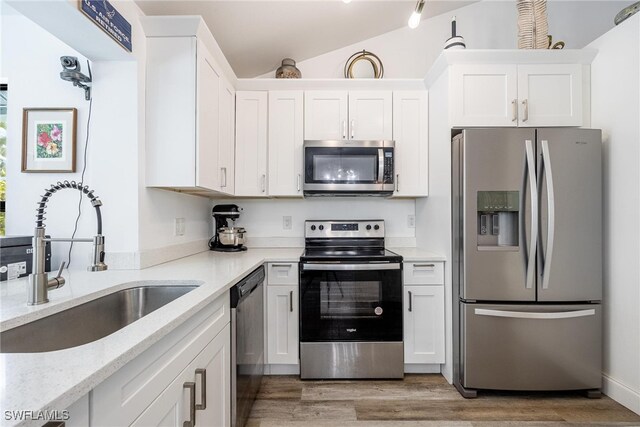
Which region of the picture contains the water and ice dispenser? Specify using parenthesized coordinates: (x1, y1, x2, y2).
(477, 191, 519, 248)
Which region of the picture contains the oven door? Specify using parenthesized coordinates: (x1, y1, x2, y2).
(303, 141, 394, 194)
(299, 262, 403, 342)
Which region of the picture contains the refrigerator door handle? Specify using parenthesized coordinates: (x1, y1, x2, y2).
(524, 140, 538, 290)
(540, 140, 555, 290)
(474, 308, 595, 320)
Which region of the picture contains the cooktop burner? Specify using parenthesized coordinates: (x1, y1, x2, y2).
(301, 247, 402, 262)
(301, 220, 402, 263)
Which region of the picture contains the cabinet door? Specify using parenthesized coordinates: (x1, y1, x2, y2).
(267, 285, 299, 364)
(146, 37, 197, 187)
(130, 368, 190, 427)
(348, 91, 393, 140)
(218, 78, 236, 194)
(132, 326, 231, 427)
(517, 64, 583, 127)
(450, 64, 518, 127)
(404, 285, 445, 364)
(235, 91, 268, 197)
(196, 40, 221, 190)
(392, 91, 428, 197)
(268, 91, 304, 197)
(192, 324, 231, 427)
(304, 91, 348, 140)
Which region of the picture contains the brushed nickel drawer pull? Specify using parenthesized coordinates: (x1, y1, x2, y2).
(195, 368, 207, 411)
(184, 381, 196, 427)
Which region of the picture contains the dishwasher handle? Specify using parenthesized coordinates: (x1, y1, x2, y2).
(231, 265, 266, 308)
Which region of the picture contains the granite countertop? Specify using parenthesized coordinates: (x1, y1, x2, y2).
(0, 246, 445, 427)
(0, 248, 302, 427)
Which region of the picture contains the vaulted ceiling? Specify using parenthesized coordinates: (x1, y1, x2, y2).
(135, 0, 477, 78)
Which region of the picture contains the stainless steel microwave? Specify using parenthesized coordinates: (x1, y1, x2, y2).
(303, 140, 395, 196)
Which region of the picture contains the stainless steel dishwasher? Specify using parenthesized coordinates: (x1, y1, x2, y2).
(230, 265, 265, 427)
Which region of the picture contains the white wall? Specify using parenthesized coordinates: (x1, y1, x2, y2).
(1, 7, 101, 269)
(258, 0, 629, 79)
(589, 14, 640, 414)
(223, 198, 417, 248)
(1, 1, 214, 269)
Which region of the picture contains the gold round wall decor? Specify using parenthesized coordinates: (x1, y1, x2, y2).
(344, 50, 384, 79)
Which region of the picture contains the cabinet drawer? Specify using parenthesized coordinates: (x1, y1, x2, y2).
(403, 262, 444, 285)
(92, 294, 229, 427)
(267, 262, 299, 285)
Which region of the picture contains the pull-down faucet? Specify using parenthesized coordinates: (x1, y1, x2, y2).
(28, 181, 107, 305)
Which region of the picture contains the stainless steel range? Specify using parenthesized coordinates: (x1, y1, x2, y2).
(299, 220, 404, 379)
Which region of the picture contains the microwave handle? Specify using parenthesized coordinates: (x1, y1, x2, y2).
(378, 149, 384, 183)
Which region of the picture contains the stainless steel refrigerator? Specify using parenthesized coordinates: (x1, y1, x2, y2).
(452, 128, 602, 398)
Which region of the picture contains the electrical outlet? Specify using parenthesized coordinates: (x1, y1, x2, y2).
(408, 215, 416, 228)
(283, 216, 292, 230)
(175, 217, 186, 236)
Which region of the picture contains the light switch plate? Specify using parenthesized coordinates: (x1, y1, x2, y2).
(408, 215, 415, 228)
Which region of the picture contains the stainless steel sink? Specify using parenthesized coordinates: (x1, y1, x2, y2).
(0, 285, 198, 353)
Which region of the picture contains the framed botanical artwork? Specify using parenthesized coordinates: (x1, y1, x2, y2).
(22, 108, 77, 173)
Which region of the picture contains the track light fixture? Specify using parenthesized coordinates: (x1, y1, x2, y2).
(408, 0, 425, 29)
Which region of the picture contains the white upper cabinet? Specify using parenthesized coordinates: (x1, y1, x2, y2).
(218, 77, 236, 195)
(304, 91, 348, 140)
(392, 91, 429, 197)
(348, 91, 393, 140)
(450, 62, 584, 127)
(235, 91, 268, 197)
(450, 64, 518, 127)
(268, 91, 304, 197)
(304, 91, 392, 140)
(517, 64, 583, 127)
(145, 34, 239, 194)
(196, 42, 221, 190)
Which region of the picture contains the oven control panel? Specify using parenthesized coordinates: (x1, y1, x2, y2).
(305, 220, 385, 238)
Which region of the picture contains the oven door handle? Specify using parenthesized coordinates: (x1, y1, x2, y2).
(302, 263, 401, 271)
(378, 148, 384, 184)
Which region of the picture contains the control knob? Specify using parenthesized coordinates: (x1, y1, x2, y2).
(374, 225, 380, 230)
(366, 225, 372, 230)
(319, 225, 324, 231)
(310, 225, 316, 231)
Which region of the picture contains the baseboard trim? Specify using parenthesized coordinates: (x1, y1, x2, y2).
(404, 364, 442, 374)
(265, 364, 300, 375)
(602, 374, 640, 415)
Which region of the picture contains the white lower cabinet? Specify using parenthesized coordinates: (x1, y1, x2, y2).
(404, 281, 445, 364)
(266, 285, 299, 365)
(92, 294, 230, 427)
(132, 325, 230, 427)
(64, 394, 89, 427)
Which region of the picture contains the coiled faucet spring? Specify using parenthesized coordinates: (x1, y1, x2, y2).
(35, 180, 102, 233)
(28, 181, 107, 306)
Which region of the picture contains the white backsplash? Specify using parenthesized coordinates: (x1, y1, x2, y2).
(223, 198, 417, 248)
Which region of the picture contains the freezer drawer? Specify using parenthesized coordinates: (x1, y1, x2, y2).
(461, 303, 601, 391)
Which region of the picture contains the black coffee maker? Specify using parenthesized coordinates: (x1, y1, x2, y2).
(209, 204, 247, 252)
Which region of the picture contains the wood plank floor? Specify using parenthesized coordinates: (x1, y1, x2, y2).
(247, 375, 640, 427)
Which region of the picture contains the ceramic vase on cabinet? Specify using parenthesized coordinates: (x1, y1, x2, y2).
(517, 0, 548, 49)
(276, 58, 301, 79)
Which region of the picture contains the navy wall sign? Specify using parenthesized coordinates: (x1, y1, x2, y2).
(79, 0, 132, 52)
